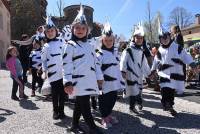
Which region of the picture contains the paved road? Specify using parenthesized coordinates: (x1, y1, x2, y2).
(181, 85, 200, 104)
(0, 70, 200, 134)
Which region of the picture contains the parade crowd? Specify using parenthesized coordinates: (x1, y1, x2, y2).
(5, 5, 200, 134)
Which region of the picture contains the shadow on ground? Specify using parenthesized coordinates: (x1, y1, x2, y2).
(0, 108, 16, 123)
(19, 99, 40, 110)
(99, 110, 181, 134)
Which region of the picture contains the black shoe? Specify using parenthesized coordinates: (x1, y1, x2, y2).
(67, 125, 86, 134)
(31, 91, 36, 97)
(59, 112, 66, 119)
(138, 104, 143, 111)
(89, 127, 103, 134)
(68, 99, 75, 104)
(11, 96, 19, 101)
(19, 94, 28, 99)
(164, 103, 171, 111)
(129, 107, 139, 114)
(37, 87, 42, 93)
(24, 94, 28, 99)
(163, 106, 167, 111)
(53, 112, 60, 120)
(169, 108, 178, 117)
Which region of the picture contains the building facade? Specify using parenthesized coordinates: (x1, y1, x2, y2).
(0, 0, 10, 67)
(181, 14, 200, 46)
(52, 4, 102, 37)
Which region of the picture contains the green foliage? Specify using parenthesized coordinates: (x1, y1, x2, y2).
(11, 0, 46, 39)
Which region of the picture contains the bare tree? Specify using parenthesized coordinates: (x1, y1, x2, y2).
(147, 0, 153, 46)
(168, 7, 194, 29)
(143, 1, 164, 46)
(56, 0, 65, 17)
(144, 11, 164, 45)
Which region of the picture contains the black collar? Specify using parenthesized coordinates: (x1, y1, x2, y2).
(71, 34, 87, 42)
(101, 44, 114, 53)
(161, 40, 173, 49)
(130, 42, 143, 50)
(46, 37, 59, 43)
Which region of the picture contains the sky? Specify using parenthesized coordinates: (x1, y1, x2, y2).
(47, 0, 200, 39)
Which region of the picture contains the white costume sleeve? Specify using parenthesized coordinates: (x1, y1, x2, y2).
(62, 44, 74, 85)
(41, 46, 48, 72)
(12, 36, 34, 46)
(151, 55, 159, 71)
(180, 49, 194, 65)
(120, 49, 128, 72)
(94, 50, 104, 80)
(142, 56, 151, 77)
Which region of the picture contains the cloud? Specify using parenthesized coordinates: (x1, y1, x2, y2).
(159, 0, 174, 12)
(113, 0, 134, 22)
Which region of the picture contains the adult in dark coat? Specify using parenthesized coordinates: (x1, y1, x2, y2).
(171, 25, 184, 47)
(18, 34, 32, 83)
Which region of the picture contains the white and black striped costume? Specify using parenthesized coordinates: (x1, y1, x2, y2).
(63, 40, 103, 97)
(41, 39, 65, 83)
(97, 46, 125, 94)
(151, 42, 194, 94)
(29, 48, 42, 70)
(120, 42, 151, 97)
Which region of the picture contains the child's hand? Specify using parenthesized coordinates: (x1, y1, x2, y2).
(64, 86, 73, 95)
(122, 72, 127, 79)
(37, 70, 42, 76)
(192, 67, 199, 74)
(149, 74, 154, 80)
(28, 68, 32, 75)
(149, 70, 156, 80)
(97, 80, 103, 89)
(42, 71, 47, 79)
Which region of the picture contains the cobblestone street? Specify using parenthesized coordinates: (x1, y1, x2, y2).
(0, 70, 200, 134)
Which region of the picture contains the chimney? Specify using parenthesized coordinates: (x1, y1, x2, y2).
(195, 14, 200, 25)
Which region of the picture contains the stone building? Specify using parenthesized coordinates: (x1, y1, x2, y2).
(52, 4, 102, 37)
(0, 0, 11, 67)
(10, 0, 47, 39)
(181, 14, 200, 46)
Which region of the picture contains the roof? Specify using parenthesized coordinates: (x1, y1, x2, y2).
(63, 4, 94, 12)
(181, 24, 200, 31)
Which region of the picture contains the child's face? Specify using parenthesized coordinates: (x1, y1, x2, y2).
(170, 27, 176, 35)
(45, 28, 57, 39)
(73, 24, 88, 38)
(10, 48, 18, 57)
(33, 43, 40, 49)
(134, 35, 143, 45)
(38, 27, 44, 33)
(160, 35, 170, 46)
(102, 36, 114, 48)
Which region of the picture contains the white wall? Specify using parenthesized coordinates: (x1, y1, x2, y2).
(0, 0, 11, 67)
